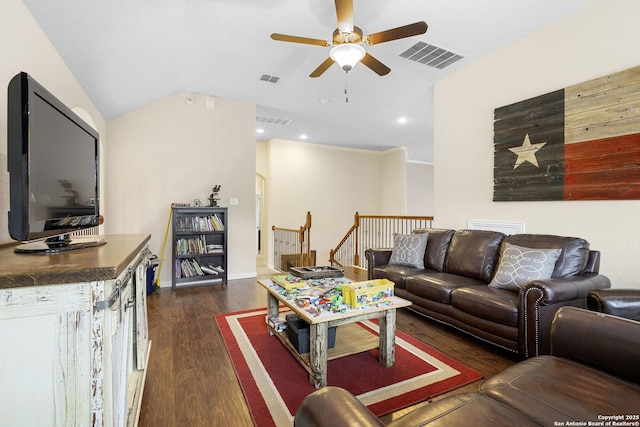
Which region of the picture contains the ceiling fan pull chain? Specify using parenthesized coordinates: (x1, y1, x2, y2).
(344, 71, 349, 103)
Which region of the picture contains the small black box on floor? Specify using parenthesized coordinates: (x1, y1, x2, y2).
(285, 314, 337, 354)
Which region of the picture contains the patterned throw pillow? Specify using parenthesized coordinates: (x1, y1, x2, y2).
(389, 233, 428, 269)
(489, 243, 562, 291)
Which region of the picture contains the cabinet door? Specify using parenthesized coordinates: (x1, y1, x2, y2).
(0, 284, 93, 426)
(93, 250, 150, 427)
(114, 280, 134, 427)
(99, 272, 136, 427)
(134, 260, 149, 369)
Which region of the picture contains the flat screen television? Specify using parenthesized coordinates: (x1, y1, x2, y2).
(7, 71, 105, 253)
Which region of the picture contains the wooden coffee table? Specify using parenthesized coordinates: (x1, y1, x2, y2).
(257, 278, 412, 388)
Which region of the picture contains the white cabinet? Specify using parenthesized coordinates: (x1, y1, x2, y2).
(0, 234, 151, 427)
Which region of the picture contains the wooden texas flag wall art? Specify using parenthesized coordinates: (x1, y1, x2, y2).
(493, 65, 640, 201)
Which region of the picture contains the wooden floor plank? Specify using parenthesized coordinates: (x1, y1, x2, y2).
(138, 270, 517, 426)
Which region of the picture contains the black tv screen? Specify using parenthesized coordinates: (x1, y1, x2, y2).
(7, 72, 104, 252)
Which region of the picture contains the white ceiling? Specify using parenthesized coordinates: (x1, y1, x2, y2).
(22, 0, 595, 162)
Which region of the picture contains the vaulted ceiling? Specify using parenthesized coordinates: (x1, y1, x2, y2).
(22, 0, 595, 162)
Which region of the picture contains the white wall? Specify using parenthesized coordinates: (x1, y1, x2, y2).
(434, 0, 640, 288)
(0, 0, 106, 245)
(259, 139, 412, 267)
(107, 92, 256, 285)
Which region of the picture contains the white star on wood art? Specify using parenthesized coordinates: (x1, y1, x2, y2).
(509, 133, 547, 169)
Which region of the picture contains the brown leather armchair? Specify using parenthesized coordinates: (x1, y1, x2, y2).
(587, 288, 640, 321)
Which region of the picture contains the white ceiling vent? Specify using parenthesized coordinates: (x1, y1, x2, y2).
(259, 74, 280, 83)
(400, 42, 463, 69)
(256, 116, 292, 126)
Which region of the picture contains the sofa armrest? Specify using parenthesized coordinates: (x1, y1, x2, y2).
(294, 386, 384, 427)
(582, 250, 601, 274)
(518, 274, 611, 357)
(365, 248, 393, 280)
(551, 307, 640, 384)
(587, 289, 640, 321)
(524, 273, 611, 305)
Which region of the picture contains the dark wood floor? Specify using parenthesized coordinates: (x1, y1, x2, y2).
(138, 269, 519, 426)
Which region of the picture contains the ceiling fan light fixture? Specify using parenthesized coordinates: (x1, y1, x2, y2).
(330, 43, 365, 72)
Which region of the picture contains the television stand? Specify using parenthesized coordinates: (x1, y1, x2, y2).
(14, 235, 107, 253)
(0, 234, 151, 426)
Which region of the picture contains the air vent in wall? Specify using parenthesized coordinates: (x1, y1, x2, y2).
(256, 116, 292, 126)
(259, 74, 280, 83)
(400, 42, 463, 69)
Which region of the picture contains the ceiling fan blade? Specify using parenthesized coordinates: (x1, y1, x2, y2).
(365, 21, 428, 45)
(361, 53, 391, 76)
(335, 0, 354, 33)
(271, 33, 329, 47)
(310, 57, 335, 78)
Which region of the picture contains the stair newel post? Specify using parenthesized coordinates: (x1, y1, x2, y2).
(305, 212, 312, 266)
(298, 225, 305, 267)
(354, 212, 360, 266)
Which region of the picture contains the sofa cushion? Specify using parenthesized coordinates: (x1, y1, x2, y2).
(412, 228, 455, 271)
(389, 233, 428, 268)
(489, 243, 561, 291)
(451, 286, 520, 327)
(372, 265, 426, 289)
(406, 273, 487, 304)
(502, 234, 590, 277)
(444, 230, 505, 282)
(479, 355, 640, 426)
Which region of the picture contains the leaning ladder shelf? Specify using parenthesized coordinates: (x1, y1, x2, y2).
(171, 206, 228, 290)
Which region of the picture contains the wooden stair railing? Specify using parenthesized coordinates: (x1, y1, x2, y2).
(272, 212, 313, 272)
(330, 212, 434, 269)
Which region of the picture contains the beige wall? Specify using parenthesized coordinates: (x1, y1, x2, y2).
(107, 92, 256, 284)
(259, 139, 415, 267)
(407, 161, 434, 216)
(379, 148, 407, 216)
(0, 0, 106, 245)
(434, 0, 640, 288)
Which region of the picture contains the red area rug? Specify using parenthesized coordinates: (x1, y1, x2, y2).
(215, 308, 483, 426)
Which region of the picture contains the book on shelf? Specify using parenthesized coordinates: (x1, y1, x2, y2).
(203, 264, 225, 274)
(206, 244, 224, 254)
(175, 235, 208, 255)
(210, 264, 225, 273)
(201, 266, 218, 275)
(175, 214, 225, 232)
(178, 258, 203, 278)
(211, 214, 225, 231)
(177, 258, 225, 279)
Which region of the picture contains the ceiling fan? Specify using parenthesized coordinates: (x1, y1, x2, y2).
(271, 0, 428, 78)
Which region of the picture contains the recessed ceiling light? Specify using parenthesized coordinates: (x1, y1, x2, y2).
(319, 98, 331, 105)
(300, 134, 308, 140)
(397, 117, 408, 124)
(256, 128, 265, 134)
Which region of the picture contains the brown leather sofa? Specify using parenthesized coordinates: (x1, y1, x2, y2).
(366, 229, 611, 357)
(294, 306, 640, 427)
